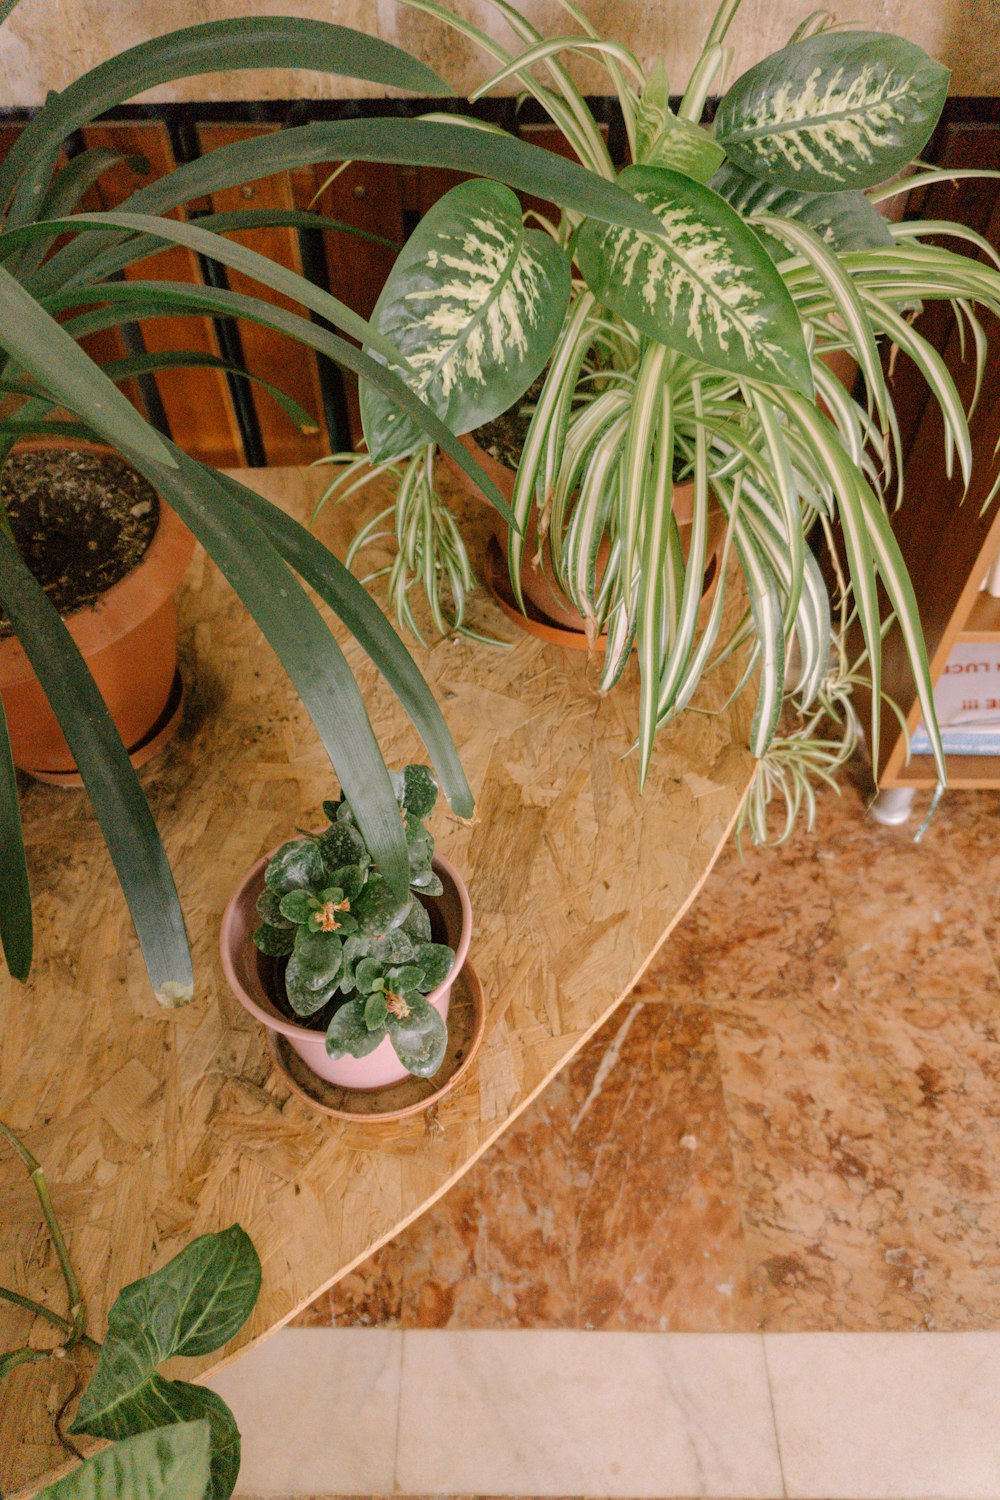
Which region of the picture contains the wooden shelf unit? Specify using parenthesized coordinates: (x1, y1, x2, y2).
(865, 110, 1000, 794)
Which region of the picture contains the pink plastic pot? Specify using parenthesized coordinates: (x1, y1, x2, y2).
(220, 850, 473, 1091)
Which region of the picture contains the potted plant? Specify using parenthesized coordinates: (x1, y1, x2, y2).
(220, 764, 472, 1091)
(0, 442, 194, 782)
(328, 0, 1000, 842)
(0, 2, 667, 1004)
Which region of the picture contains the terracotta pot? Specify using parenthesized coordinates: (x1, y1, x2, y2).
(444, 433, 723, 636)
(0, 443, 195, 783)
(220, 851, 474, 1092)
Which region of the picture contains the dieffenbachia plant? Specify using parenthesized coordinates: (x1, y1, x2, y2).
(336, 0, 1000, 840)
(0, 4, 669, 1001)
(254, 763, 455, 1078)
(0, 1120, 260, 1500)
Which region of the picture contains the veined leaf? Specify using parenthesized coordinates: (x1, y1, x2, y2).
(38, 1421, 212, 1500)
(0, 19, 452, 223)
(71, 1227, 260, 1500)
(576, 164, 812, 393)
(710, 159, 893, 252)
(0, 532, 192, 1006)
(0, 695, 31, 982)
(714, 31, 949, 193)
(635, 62, 725, 181)
(360, 179, 571, 462)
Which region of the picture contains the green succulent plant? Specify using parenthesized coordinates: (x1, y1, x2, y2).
(253, 764, 455, 1078)
(329, 0, 1000, 843)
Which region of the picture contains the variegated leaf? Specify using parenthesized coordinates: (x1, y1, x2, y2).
(361, 179, 571, 463)
(710, 159, 893, 253)
(635, 62, 725, 182)
(714, 31, 949, 193)
(576, 165, 811, 393)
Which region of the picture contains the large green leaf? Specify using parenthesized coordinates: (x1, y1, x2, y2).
(360, 179, 571, 462)
(0, 262, 175, 469)
(576, 165, 812, 393)
(213, 471, 474, 819)
(0, 531, 192, 1005)
(39, 1421, 212, 1500)
(0, 694, 31, 982)
(714, 31, 949, 193)
(71, 1227, 260, 1500)
(0, 19, 452, 223)
(710, 159, 893, 252)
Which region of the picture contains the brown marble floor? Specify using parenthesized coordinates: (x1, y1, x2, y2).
(293, 774, 1000, 1334)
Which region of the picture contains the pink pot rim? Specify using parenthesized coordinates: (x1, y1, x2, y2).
(219, 848, 473, 1044)
(0, 445, 195, 687)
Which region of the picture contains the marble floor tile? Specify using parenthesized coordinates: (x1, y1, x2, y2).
(396, 1330, 782, 1498)
(766, 1330, 1000, 1498)
(208, 1329, 401, 1497)
(570, 1002, 756, 1332)
(292, 1244, 403, 1328)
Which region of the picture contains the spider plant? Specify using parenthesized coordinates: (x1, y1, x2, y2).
(344, 0, 1000, 840)
(0, 4, 672, 1001)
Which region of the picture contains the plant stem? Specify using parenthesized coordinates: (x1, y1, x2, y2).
(0, 1122, 86, 1350)
(0, 1286, 100, 1352)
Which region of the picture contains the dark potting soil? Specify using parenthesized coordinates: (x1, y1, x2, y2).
(0, 449, 159, 639)
(472, 373, 546, 469)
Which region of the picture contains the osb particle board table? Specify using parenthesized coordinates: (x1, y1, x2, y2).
(0, 465, 753, 1496)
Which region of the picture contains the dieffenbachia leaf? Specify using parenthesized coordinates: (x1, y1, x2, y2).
(360, 179, 571, 462)
(71, 1227, 260, 1500)
(714, 31, 949, 193)
(38, 1421, 212, 1500)
(576, 164, 812, 394)
(635, 62, 725, 182)
(710, 159, 893, 254)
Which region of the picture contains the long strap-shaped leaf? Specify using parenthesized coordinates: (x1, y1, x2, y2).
(1, 212, 406, 369)
(46, 278, 513, 522)
(0, 18, 452, 223)
(0, 694, 31, 981)
(99, 351, 318, 434)
(0, 262, 175, 469)
(212, 469, 474, 820)
(33, 119, 666, 298)
(134, 445, 411, 899)
(0, 534, 192, 1003)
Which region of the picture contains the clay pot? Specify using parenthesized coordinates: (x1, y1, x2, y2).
(220, 852, 473, 1093)
(444, 433, 723, 637)
(0, 443, 194, 784)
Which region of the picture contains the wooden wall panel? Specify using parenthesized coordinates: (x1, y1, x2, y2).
(81, 121, 245, 468)
(196, 123, 328, 465)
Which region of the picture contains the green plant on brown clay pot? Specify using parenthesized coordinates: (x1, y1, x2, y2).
(0, 0, 671, 1003)
(325, 0, 1000, 843)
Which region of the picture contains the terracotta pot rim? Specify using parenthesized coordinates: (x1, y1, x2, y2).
(0, 442, 195, 686)
(220, 849, 473, 1045)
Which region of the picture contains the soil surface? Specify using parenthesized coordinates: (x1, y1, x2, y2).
(472, 373, 545, 470)
(0, 449, 159, 639)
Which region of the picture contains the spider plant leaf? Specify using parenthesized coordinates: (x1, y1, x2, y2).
(0, 19, 452, 223)
(47, 279, 511, 520)
(0, 262, 176, 470)
(0, 532, 192, 1005)
(576, 165, 812, 394)
(37, 1421, 212, 1500)
(359, 179, 571, 462)
(736, 527, 786, 756)
(212, 469, 474, 819)
(0, 697, 31, 982)
(130, 444, 411, 901)
(714, 31, 949, 193)
(1, 211, 407, 369)
(635, 62, 725, 181)
(710, 159, 893, 252)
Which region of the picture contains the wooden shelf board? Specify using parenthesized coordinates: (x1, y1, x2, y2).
(959, 592, 1000, 640)
(884, 752, 1000, 788)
